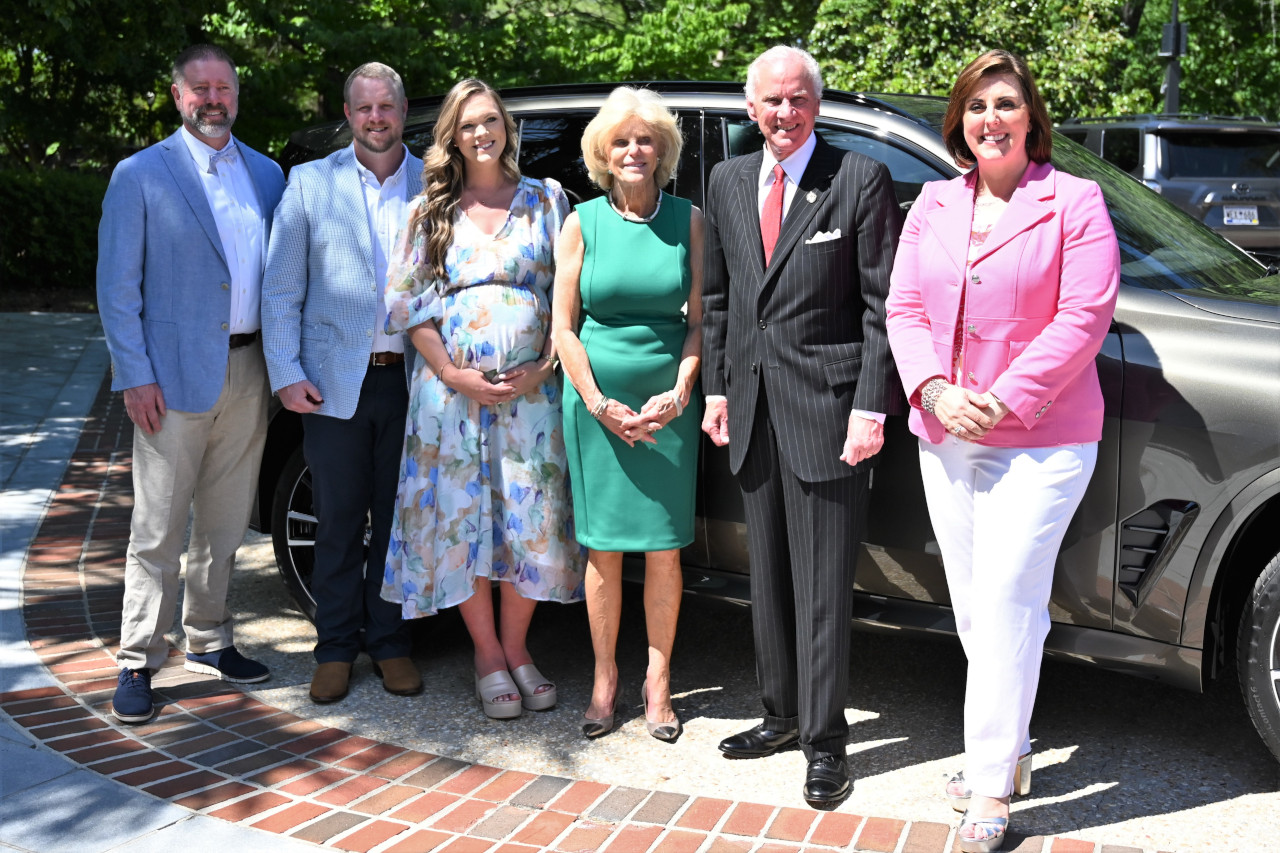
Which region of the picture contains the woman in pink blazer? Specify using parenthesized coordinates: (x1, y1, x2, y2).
(886, 51, 1119, 852)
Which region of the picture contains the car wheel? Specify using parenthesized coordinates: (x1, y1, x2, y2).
(270, 446, 318, 622)
(1237, 550, 1280, 762)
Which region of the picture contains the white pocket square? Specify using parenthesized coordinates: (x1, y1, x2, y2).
(804, 228, 842, 244)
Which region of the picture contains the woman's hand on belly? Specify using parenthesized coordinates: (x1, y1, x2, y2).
(497, 358, 550, 400)
(443, 364, 518, 406)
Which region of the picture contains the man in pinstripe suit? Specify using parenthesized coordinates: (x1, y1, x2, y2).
(262, 63, 423, 704)
(701, 46, 902, 807)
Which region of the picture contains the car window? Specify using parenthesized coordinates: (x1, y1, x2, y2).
(1102, 128, 1141, 175)
(1058, 128, 1088, 146)
(1157, 130, 1280, 178)
(517, 113, 598, 206)
(1051, 137, 1267, 293)
(722, 117, 947, 209)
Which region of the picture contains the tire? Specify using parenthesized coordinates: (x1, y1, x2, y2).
(1237, 550, 1280, 763)
(270, 446, 318, 622)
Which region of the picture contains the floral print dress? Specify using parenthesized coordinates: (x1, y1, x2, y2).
(381, 176, 586, 619)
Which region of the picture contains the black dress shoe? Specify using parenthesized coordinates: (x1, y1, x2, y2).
(718, 723, 800, 758)
(803, 755, 851, 807)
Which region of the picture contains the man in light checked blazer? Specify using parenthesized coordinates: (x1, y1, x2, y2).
(700, 45, 903, 807)
(262, 62, 423, 705)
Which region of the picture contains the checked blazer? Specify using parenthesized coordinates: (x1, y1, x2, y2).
(261, 146, 423, 420)
(702, 136, 904, 482)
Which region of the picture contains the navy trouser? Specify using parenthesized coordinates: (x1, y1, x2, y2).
(302, 365, 410, 663)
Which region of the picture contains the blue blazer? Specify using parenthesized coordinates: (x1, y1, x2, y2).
(261, 146, 423, 420)
(96, 129, 286, 414)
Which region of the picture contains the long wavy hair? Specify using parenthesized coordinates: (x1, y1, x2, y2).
(408, 78, 521, 282)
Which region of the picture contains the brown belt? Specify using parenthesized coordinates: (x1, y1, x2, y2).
(370, 351, 405, 367)
(229, 331, 259, 349)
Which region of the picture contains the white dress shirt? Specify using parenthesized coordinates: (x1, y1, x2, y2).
(180, 127, 265, 334)
(355, 144, 410, 354)
(711, 132, 883, 425)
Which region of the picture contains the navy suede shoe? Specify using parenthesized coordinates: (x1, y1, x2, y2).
(184, 646, 269, 683)
(111, 668, 154, 723)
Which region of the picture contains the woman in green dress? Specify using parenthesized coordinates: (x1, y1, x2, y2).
(551, 87, 704, 742)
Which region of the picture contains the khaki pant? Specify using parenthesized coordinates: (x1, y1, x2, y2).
(116, 343, 268, 671)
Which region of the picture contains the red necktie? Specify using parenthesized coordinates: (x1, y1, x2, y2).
(761, 163, 785, 266)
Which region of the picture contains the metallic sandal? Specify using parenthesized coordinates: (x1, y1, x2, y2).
(945, 753, 1032, 811)
(957, 811, 1008, 853)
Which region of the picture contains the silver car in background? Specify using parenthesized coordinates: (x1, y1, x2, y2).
(254, 83, 1280, 763)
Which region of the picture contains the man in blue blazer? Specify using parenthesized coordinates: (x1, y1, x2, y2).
(262, 63, 423, 704)
(97, 44, 285, 723)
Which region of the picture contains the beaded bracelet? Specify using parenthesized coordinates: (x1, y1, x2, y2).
(921, 378, 949, 415)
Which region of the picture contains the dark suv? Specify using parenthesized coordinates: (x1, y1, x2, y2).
(1057, 114, 1280, 262)
(257, 82, 1280, 762)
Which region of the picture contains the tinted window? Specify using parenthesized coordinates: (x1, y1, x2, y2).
(1102, 128, 1141, 175)
(1159, 131, 1280, 178)
(517, 113, 597, 206)
(1058, 128, 1088, 145)
(1051, 137, 1266, 293)
(723, 117, 947, 209)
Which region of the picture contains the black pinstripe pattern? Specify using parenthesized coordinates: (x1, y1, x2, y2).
(702, 136, 902, 760)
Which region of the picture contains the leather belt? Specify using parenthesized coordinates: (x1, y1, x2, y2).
(369, 351, 405, 367)
(229, 331, 259, 349)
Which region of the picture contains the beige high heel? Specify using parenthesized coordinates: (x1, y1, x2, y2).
(641, 685, 682, 743)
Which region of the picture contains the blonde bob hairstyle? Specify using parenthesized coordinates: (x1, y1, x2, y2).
(580, 87, 682, 191)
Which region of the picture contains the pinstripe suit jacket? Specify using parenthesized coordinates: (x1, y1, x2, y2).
(702, 137, 904, 482)
(261, 146, 422, 420)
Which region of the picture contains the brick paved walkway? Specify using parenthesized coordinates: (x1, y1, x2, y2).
(1, 376, 1164, 853)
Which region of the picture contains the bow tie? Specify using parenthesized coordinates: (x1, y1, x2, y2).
(207, 144, 239, 175)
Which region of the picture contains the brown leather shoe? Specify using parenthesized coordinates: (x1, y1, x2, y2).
(309, 661, 352, 704)
(373, 657, 423, 696)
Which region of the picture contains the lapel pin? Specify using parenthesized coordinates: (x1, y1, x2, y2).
(806, 191, 817, 203)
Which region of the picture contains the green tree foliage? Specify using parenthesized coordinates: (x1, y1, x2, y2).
(810, 0, 1150, 118)
(810, 0, 1279, 120)
(1, 0, 210, 169)
(2, 0, 1277, 169)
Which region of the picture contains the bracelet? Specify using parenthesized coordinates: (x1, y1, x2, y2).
(590, 396, 611, 419)
(540, 355, 560, 371)
(921, 378, 949, 415)
(668, 390, 683, 418)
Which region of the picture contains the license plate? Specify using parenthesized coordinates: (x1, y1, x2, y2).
(1223, 205, 1259, 226)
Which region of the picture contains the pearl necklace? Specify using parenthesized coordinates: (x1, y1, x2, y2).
(608, 190, 662, 223)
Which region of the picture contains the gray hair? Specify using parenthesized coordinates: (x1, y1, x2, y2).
(172, 44, 237, 91)
(745, 46, 823, 103)
(344, 62, 406, 108)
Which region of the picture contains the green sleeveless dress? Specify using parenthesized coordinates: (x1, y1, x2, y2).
(563, 192, 701, 550)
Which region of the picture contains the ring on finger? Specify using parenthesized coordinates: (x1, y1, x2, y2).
(953, 425, 963, 435)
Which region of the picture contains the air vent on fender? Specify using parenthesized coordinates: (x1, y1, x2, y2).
(1117, 499, 1199, 607)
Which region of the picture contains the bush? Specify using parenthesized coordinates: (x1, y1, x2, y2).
(0, 169, 109, 294)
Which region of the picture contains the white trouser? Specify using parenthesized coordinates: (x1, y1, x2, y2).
(919, 437, 1097, 798)
(116, 344, 268, 671)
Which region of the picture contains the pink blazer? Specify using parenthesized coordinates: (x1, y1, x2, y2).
(886, 161, 1120, 447)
